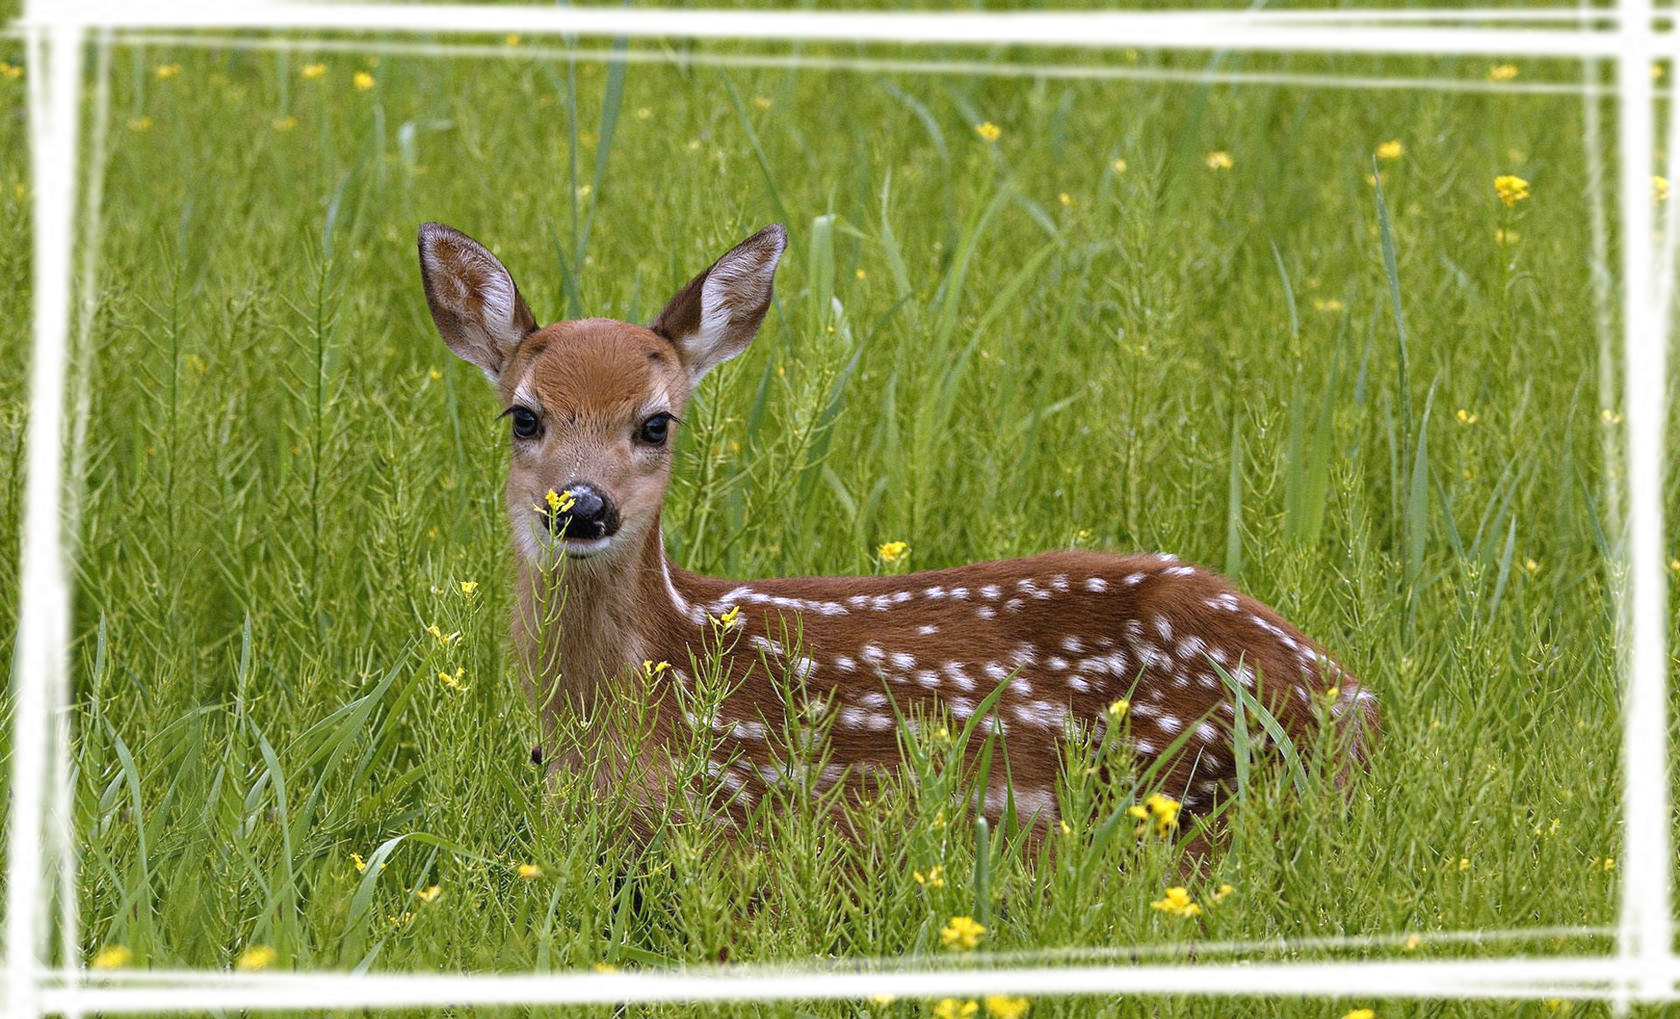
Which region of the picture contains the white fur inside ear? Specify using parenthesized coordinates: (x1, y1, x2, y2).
(689, 250, 776, 379)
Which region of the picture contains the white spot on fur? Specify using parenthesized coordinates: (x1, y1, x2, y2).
(924, 585, 947, 599)
(1060, 635, 1086, 654)
(1162, 565, 1196, 577)
(917, 624, 938, 636)
(980, 584, 1002, 600)
(890, 651, 916, 671)
(1050, 574, 1070, 592)
(1084, 576, 1110, 593)
(1153, 616, 1174, 642)
(835, 655, 857, 672)
(914, 669, 940, 688)
(1005, 598, 1024, 612)
(977, 606, 996, 620)
(1067, 676, 1091, 693)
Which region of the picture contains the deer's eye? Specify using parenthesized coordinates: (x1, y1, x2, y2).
(509, 407, 541, 440)
(637, 413, 674, 447)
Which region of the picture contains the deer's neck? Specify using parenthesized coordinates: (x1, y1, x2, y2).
(514, 517, 697, 707)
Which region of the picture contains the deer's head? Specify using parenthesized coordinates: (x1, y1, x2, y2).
(419, 222, 787, 570)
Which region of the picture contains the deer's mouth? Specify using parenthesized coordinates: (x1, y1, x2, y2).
(559, 535, 613, 559)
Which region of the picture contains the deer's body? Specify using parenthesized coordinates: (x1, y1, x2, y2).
(419, 221, 1377, 842)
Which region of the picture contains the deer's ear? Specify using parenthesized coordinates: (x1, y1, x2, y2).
(650, 224, 786, 384)
(418, 222, 539, 382)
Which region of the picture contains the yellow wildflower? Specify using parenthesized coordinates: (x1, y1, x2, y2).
(1524, 558, 1540, 573)
(353, 71, 375, 91)
(1149, 886, 1202, 918)
(91, 945, 134, 970)
(235, 945, 278, 971)
(934, 999, 979, 1019)
(1132, 793, 1181, 838)
(516, 862, 543, 879)
(1111, 158, 1128, 173)
(986, 996, 1030, 1019)
(1312, 298, 1345, 313)
(438, 668, 465, 690)
(1106, 698, 1129, 722)
(459, 580, 478, 595)
(913, 865, 946, 888)
(974, 121, 1001, 143)
(1656, 176, 1670, 205)
(635, 107, 652, 120)
(388, 910, 414, 929)
(1211, 883, 1234, 903)
(1404, 933, 1423, 950)
(1375, 139, 1404, 160)
(940, 915, 986, 951)
(1205, 150, 1233, 170)
(154, 63, 181, 81)
(272, 115, 298, 132)
(0, 63, 23, 81)
(1487, 63, 1519, 82)
(505, 33, 521, 46)
(351, 852, 369, 874)
(416, 885, 442, 903)
(1456, 408, 1478, 424)
(1058, 192, 1072, 206)
(545, 488, 576, 514)
(426, 624, 460, 647)
(301, 62, 327, 80)
(1343, 1010, 1378, 1019)
(753, 95, 773, 110)
(715, 605, 742, 628)
(1494, 174, 1531, 208)
(878, 540, 910, 564)
(127, 116, 153, 132)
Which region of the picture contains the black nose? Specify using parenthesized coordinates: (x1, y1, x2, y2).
(548, 482, 619, 540)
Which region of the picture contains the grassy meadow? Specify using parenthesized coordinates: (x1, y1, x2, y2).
(0, 27, 1656, 1019)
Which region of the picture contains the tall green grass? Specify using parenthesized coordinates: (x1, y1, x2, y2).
(0, 33, 1653, 1019)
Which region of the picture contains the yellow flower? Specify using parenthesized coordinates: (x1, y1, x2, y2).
(301, 62, 327, 80)
(986, 996, 1030, 1019)
(272, 115, 298, 132)
(1404, 933, 1423, 950)
(438, 668, 465, 690)
(235, 944, 278, 971)
(353, 71, 375, 91)
(1656, 176, 1670, 205)
(1343, 1010, 1378, 1019)
(1455, 408, 1478, 424)
(0, 62, 23, 81)
(1149, 886, 1203, 918)
(974, 121, 1001, 143)
(1312, 298, 1344, 313)
(913, 865, 946, 888)
(1057, 192, 1072, 206)
(753, 95, 773, 110)
(1211, 883, 1234, 903)
(91, 945, 134, 970)
(1133, 793, 1181, 838)
(516, 862, 543, 879)
(1602, 856, 1616, 871)
(715, 605, 742, 628)
(1111, 158, 1128, 173)
(871, 994, 898, 1005)
(1524, 558, 1540, 573)
(1106, 698, 1129, 722)
(426, 624, 460, 647)
(1205, 150, 1233, 170)
(351, 852, 369, 874)
(934, 999, 979, 1019)
(1457, 857, 1471, 871)
(1375, 139, 1404, 160)
(1487, 63, 1519, 82)
(544, 488, 576, 514)
(416, 884, 442, 903)
(878, 540, 910, 564)
(127, 116, 153, 132)
(940, 915, 986, 951)
(505, 33, 521, 46)
(388, 910, 415, 929)
(154, 63, 181, 81)
(459, 580, 478, 595)
(1494, 174, 1531, 207)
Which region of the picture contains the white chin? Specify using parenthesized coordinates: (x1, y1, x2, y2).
(559, 536, 612, 559)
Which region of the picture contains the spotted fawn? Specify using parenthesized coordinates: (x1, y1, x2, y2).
(418, 221, 1378, 841)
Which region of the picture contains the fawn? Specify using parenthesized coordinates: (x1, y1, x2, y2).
(418, 220, 1377, 843)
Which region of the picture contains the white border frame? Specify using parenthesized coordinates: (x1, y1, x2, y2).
(7, 3, 1671, 1014)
